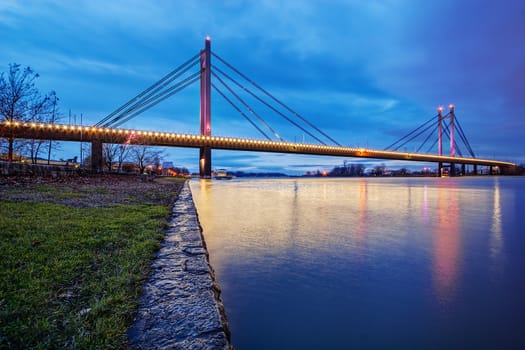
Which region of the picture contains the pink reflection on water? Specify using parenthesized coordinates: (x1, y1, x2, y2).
(433, 185, 462, 303)
(422, 185, 429, 224)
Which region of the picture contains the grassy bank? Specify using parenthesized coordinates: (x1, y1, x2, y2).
(0, 176, 185, 348)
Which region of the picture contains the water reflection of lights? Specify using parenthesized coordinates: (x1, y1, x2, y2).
(357, 180, 368, 245)
(422, 185, 429, 224)
(490, 180, 502, 258)
(433, 186, 461, 304)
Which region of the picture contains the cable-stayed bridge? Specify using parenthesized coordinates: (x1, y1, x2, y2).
(0, 37, 516, 176)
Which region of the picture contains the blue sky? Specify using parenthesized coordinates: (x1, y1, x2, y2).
(1, 0, 524, 174)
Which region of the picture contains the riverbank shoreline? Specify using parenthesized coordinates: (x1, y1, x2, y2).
(0, 175, 185, 348)
(128, 181, 232, 349)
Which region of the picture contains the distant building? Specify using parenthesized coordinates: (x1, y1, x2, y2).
(161, 161, 189, 177)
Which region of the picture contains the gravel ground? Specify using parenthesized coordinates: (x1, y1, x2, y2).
(0, 175, 184, 207)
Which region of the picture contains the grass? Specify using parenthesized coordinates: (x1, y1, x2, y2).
(0, 176, 184, 348)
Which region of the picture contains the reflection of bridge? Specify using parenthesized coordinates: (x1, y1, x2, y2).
(0, 38, 516, 176)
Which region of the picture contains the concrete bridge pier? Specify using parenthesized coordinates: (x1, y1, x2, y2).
(450, 162, 456, 177)
(438, 162, 443, 177)
(91, 140, 103, 173)
(199, 147, 212, 179)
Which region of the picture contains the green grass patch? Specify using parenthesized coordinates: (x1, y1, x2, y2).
(0, 200, 171, 348)
(34, 185, 55, 192)
(51, 191, 88, 199)
(80, 188, 112, 194)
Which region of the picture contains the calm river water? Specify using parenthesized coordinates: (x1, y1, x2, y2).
(190, 177, 525, 350)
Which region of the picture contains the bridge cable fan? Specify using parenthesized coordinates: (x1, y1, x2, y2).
(212, 52, 340, 146)
(212, 64, 327, 145)
(384, 114, 439, 151)
(211, 70, 283, 141)
(111, 72, 201, 128)
(96, 53, 200, 127)
(211, 82, 273, 141)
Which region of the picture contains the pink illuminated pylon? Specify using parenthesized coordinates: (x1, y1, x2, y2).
(199, 36, 212, 177)
(449, 104, 455, 157)
(437, 106, 443, 156)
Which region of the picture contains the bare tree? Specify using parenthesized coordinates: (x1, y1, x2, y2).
(102, 133, 133, 172)
(130, 145, 164, 174)
(116, 143, 131, 173)
(0, 64, 47, 162)
(103, 143, 119, 172)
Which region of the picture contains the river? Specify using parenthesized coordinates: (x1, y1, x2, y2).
(190, 177, 525, 349)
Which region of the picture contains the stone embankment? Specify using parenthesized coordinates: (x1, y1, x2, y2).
(128, 182, 232, 349)
(0, 161, 78, 177)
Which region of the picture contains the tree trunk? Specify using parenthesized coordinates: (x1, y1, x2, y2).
(8, 137, 13, 162)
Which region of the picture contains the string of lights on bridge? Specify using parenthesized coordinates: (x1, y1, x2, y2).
(0, 120, 514, 169)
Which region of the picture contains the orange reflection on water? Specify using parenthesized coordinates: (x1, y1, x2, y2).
(357, 180, 368, 244)
(433, 185, 462, 303)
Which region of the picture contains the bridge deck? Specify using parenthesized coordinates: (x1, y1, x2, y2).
(0, 121, 515, 168)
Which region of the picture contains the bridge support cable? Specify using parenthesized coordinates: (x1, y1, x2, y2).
(212, 65, 328, 145)
(100, 61, 201, 128)
(393, 120, 438, 152)
(415, 125, 438, 153)
(442, 120, 464, 157)
(212, 52, 340, 146)
(426, 137, 440, 154)
(453, 125, 471, 157)
(388, 117, 441, 152)
(211, 70, 284, 142)
(211, 82, 273, 141)
(111, 73, 201, 128)
(96, 53, 200, 127)
(454, 116, 476, 158)
(384, 114, 440, 151)
(109, 71, 201, 127)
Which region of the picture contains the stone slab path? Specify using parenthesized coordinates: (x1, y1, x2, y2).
(128, 182, 232, 349)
